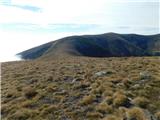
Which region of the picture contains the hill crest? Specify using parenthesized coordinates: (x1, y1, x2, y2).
(18, 33, 160, 59)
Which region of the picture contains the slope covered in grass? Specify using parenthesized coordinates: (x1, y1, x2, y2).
(1, 56, 160, 120)
(18, 33, 160, 59)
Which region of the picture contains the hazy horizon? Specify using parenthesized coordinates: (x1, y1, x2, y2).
(0, 0, 159, 62)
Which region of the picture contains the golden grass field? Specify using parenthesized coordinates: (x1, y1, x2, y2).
(1, 56, 160, 120)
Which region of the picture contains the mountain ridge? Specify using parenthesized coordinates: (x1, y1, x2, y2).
(17, 32, 160, 59)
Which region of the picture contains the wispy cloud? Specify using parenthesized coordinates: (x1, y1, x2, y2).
(0, 1, 158, 27)
(0, 23, 99, 33)
(1, 23, 159, 35)
(0, 0, 42, 12)
(7, 5, 42, 12)
(0, 0, 11, 5)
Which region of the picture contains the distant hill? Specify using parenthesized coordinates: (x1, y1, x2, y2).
(17, 33, 160, 59)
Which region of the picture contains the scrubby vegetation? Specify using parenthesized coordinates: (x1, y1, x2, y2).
(126, 107, 146, 120)
(155, 111, 160, 120)
(132, 96, 149, 108)
(1, 56, 160, 119)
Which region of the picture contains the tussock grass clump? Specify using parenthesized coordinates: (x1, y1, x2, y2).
(8, 109, 38, 120)
(104, 96, 113, 105)
(102, 88, 114, 97)
(86, 111, 103, 119)
(73, 82, 90, 90)
(6, 92, 15, 98)
(132, 97, 149, 108)
(90, 83, 99, 89)
(2, 57, 160, 119)
(102, 115, 122, 120)
(1, 104, 14, 117)
(113, 92, 129, 107)
(21, 100, 37, 108)
(46, 84, 57, 92)
(96, 102, 113, 114)
(16, 86, 22, 91)
(155, 111, 160, 120)
(126, 107, 146, 120)
(90, 86, 104, 95)
(80, 95, 95, 105)
(46, 75, 53, 81)
(23, 87, 38, 99)
(40, 105, 58, 115)
(122, 79, 133, 88)
(5, 89, 20, 99)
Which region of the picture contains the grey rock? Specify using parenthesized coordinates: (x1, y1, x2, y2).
(139, 71, 151, 80)
(144, 109, 157, 120)
(132, 84, 141, 89)
(95, 70, 113, 77)
(25, 79, 38, 84)
(55, 90, 67, 95)
(72, 78, 82, 83)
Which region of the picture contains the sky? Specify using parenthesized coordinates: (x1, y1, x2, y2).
(0, 0, 159, 62)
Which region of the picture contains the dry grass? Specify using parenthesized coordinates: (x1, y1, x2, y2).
(102, 115, 122, 120)
(155, 111, 160, 120)
(96, 102, 113, 114)
(86, 111, 103, 119)
(1, 56, 160, 119)
(126, 107, 146, 120)
(113, 92, 129, 107)
(132, 96, 149, 108)
(80, 95, 96, 105)
(8, 109, 38, 120)
(23, 87, 38, 99)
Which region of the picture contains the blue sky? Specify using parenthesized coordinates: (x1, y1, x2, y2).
(0, 0, 159, 61)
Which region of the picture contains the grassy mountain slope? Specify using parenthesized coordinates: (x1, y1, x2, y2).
(17, 41, 53, 59)
(2, 56, 160, 120)
(18, 33, 160, 59)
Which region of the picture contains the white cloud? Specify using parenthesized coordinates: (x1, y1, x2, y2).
(0, 29, 80, 62)
(0, 5, 40, 23)
(0, 0, 158, 26)
(0, 0, 159, 28)
(0, 0, 159, 61)
(0, 0, 103, 26)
